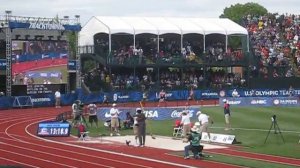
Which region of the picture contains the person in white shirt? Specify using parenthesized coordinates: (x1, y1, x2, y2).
(197, 111, 212, 141)
(87, 102, 98, 128)
(110, 103, 120, 136)
(180, 110, 191, 137)
(232, 89, 240, 97)
(54, 90, 61, 108)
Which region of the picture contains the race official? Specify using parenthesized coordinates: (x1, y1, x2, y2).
(197, 111, 212, 141)
(110, 103, 120, 136)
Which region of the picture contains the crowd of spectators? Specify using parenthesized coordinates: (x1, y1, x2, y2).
(83, 13, 300, 92)
(83, 65, 246, 92)
(204, 43, 243, 64)
(244, 13, 300, 78)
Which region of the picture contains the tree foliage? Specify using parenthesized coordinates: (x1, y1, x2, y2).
(67, 32, 77, 60)
(220, 2, 268, 23)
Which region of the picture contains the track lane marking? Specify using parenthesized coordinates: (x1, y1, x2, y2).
(0, 156, 40, 168)
(26, 120, 199, 168)
(0, 148, 78, 168)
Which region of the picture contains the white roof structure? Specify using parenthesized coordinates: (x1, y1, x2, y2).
(79, 16, 248, 46)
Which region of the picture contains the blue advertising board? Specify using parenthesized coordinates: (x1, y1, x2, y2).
(219, 97, 300, 107)
(68, 60, 77, 71)
(37, 122, 70, 137)
(219, 89, 300, 97)
(96, 107, 199, 121)
(9, 21, 81, 31)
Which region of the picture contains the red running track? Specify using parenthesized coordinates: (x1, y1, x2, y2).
(2, 102, 299, 168)
(0, 106, 245, 168)
(12, 58, 67, 74)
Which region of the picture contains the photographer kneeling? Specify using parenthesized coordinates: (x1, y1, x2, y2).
(183, 125, 203, 160)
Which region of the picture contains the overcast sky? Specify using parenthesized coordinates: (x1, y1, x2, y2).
(1, 0, 299, 25)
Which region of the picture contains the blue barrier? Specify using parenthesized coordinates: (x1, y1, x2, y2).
(0, 88, 299, 109)
(96, 107, 199, 121)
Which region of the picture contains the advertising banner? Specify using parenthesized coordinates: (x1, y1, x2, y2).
(96, 107, 199, 121)
(219, 89, 300, 98)
(219, 97, 300, 107)
(9, 21, 81, 31)
(68, 60, 77, 71)
(201, 132, 236, 144)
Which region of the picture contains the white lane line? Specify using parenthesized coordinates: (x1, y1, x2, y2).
(5, 117, 54, 143)
(26, 121, 199, 168)
(0, 136, 151, 168)
(0, 148, 78, 168)
(4, 118, 151, 168)
(3, 118, 115, 168)
(0, 157, 40, 168)
(211, 126, 300, 134)
(0, 141, 115, 168)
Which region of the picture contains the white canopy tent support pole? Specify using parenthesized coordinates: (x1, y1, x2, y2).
(225, 34, 228, 52)
(133, 34, 136, 49)
(157, 34, 160, 54)
(247, 34, 249, 52)
(180, 34, 183, 54)
(203, 35, 206, 53)
(109, 33, 111, 52)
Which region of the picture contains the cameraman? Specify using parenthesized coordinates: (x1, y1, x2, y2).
(72, 100, 83, 126)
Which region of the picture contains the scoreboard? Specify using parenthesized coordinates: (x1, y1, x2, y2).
(37, 122, 71, 137)
(27, 84, 53, 94)
(12, 84, 66, 96)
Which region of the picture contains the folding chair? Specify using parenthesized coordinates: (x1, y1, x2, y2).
(173, 126, 183, 137)
(173, 120, 183, 137)
(79, 131, 89, 141)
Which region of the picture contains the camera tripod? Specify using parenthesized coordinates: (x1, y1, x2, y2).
(264, 120, 284, 144)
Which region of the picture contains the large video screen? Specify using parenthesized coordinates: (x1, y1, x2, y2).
(11, 40, 68, 85)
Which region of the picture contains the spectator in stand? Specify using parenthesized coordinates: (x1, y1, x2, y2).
(288, 85, 295, 97)
(187, 86, 195, 101)
(232, 89, 240, 97)
(157, 89, 166, 107)
(102, 95, 109, 105)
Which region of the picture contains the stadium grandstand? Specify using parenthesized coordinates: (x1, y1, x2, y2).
(1, 12, 300, 108)
(78, 15, 300, 93)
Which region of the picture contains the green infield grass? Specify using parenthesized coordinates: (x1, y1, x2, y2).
(71, 106, 300, 167)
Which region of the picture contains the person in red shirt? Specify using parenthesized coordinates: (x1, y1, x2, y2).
(77, 122, 87, 139)
(223, 99, 231, 131)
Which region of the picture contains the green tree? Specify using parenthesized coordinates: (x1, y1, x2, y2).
(220, 2, 268, 49)
(67, 31, 77, 60)
(220, 2, 268, 23)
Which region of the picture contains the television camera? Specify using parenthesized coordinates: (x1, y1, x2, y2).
(264, 114, 284, 144)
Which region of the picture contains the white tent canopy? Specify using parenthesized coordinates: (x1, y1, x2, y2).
(79, 16, 248, 51)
